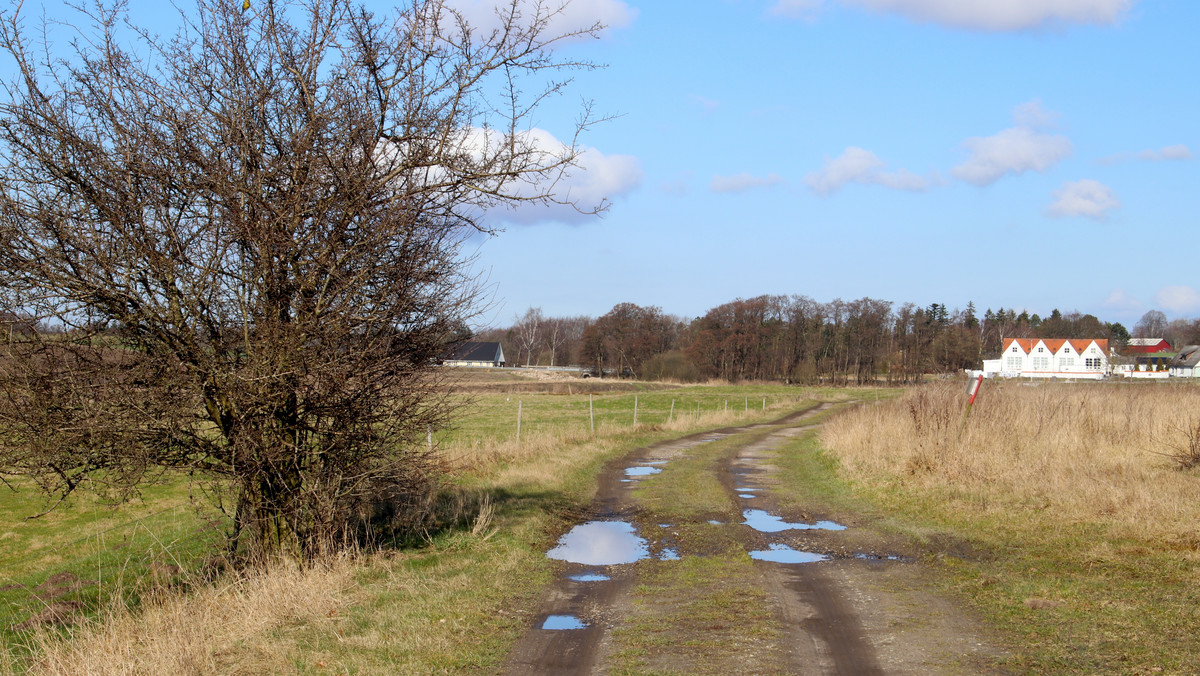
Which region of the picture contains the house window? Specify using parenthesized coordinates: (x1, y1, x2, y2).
(1038, 347, 1045, 352)
(1060, 357, 1075, 369)
(1033, 357, 1050, 370)
(1085, 358, 1102, 370)
(1005, 356, 1022, 371)
(1011, 346, 1018, 353)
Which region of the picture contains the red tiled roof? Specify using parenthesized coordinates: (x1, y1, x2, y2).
(1002, 338, 1109, 354)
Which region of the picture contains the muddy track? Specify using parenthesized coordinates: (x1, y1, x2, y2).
(501, 405, 1010, 675)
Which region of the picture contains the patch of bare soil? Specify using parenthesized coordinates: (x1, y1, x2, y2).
(502, 407, 1013, 675)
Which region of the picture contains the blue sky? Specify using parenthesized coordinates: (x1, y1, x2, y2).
(452, 0, 1198, 328)
(13, 0, 1197, 328)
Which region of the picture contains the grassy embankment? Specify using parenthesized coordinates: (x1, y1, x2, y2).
(1, 370, 830, 673)
(820, 380, 1200, 674)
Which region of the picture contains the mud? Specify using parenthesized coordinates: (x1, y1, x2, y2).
(501, 405, 1011, 675)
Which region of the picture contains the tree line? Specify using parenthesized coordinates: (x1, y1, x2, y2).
(479, 298, 1200, 384)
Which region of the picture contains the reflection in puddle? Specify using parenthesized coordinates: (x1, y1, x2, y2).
(542, 614, 588, 630)
(568, 573, 611, 582)
(625, 466, 662, 477)
(854, 553, 908, 562)
(750, 544, 829, 564)
(742, 509, 846, 533)
(708, 520, 723, 525)
(547, 521, 650, 565)
(659, 548, 680, 561)
(738, 493, 756, 499)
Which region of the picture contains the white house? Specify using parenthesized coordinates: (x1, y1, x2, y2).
(1170, 346, 1200, 378)
(983, 338, 1110, 379)
(442, 341, 506, 367)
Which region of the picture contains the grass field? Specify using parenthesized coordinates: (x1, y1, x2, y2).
(0, 372, 833, 673)
(6, 372, 1200, 674)
(821, 379, 1200, 674)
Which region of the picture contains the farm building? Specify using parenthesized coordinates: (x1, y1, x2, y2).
(1170, 346, 1200, 378)
(1122, 338, 1172, 354)
(442, 341, 506, 368)
(982, 338, 1110, 379)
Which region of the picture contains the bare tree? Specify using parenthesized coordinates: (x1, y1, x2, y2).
(0, 0, 602, 558)
(1133, 310, 1168, 339)
(542, 315, 566, 366)
(512, 307, 544, 366)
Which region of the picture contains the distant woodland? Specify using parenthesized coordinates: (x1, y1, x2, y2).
(476, 297, 1200, 384)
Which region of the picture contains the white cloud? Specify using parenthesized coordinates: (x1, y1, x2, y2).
(1098, 144, 1194, 165)
(804, 147, 934, 196)
(1012, 100, 1059, 129)
(1154, 286, 1200, 316)
(1046, 179, 1120, 220)
(444, 0, 636, 41)
(710, 172, 786, 193)
(769, 0, 825, 19)
(841, 0, 1136, 31)
(952, 111, 1073, 186)
(1102, 289, 1143, 315)
(489, 131, 642, 225)
(1150, 144, 1194, 160)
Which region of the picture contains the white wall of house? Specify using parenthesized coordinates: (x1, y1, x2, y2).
(995, 339, 1109, 379)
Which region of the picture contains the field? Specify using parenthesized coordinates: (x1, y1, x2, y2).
(821, 379, 1200, 673)
(0, 372, 832, 673)
(2, 371, 1199, 673)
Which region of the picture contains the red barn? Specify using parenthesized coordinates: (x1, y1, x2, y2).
(1124, 338, 1171, 354)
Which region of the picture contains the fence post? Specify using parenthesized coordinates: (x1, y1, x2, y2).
(669, 399, 675, 423)
(590, 394, 595, 435)
(517, 400, 522, 444)
(634, 394, 639, 426)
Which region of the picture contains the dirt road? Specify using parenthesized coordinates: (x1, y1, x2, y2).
(502, 405, 1011, 675)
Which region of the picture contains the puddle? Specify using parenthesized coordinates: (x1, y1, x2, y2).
(568, 573, 611, 582)
(624, 466, 662, 477)
(749, 544, 829, 564)
(853, 553, 909, 562)
(738, 493, 756, 499)
(645, 460, 669, 465)
(542, 614, 588, 630)
(546, 521, 650, 565)
(707, 520, 723, 525)
(742, 509, 846, 533)
(659, 548, 680, 561)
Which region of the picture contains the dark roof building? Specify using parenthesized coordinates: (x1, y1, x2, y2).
(442, 341, 506, 367)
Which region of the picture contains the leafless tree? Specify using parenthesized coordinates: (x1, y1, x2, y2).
(1133, 310, 1168, 339)
(512, 307, 544, 366)
(0, 0, 603, 559)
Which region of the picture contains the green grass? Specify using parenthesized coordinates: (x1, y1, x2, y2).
(0, 375, 831, 671)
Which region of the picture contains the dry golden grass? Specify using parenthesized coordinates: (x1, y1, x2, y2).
(442, 404, 797, 488)
(821, 380, 1200, 545)
(16, 558, 355, 675)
